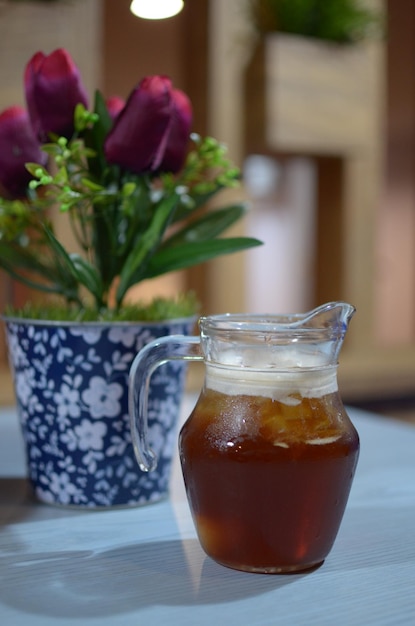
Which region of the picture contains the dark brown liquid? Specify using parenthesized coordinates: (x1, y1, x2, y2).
(179, 388, 359, 573)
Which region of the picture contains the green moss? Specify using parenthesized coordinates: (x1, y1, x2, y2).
(4, 292, 199, 322)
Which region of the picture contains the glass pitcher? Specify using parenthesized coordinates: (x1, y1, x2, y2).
(129, 302, 360, 574)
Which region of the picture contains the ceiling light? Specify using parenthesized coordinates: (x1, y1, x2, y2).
(130, 0, 184, 20)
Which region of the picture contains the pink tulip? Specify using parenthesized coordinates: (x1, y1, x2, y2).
(24, 48, 88, 140)
(104, 75, 192, 175)
(0, 106, 47, 199)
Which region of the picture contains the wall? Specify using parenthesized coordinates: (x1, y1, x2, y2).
(0, 0, 102, 107)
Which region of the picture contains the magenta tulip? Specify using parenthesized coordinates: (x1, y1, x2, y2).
(24, 48, 88, 141)
(104, 75, 192, 175)
(106, 96, 125, 121)
(0, 106, 47, 199)
(157, 87, 192, 173)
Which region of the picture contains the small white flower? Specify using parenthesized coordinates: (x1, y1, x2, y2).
(54, 383, 81, 418)
(7, 332, 28, 367)
(82, 376, 123, 418)
(70, 327, 102, 345)
(60, 428, 78, 451)
(46, 471, 81, 504)
(74, 419, 107, 451)
(108, 326, 137, 348)
(15, 368, 36, 406)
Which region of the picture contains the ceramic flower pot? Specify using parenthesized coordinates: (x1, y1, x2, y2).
(4, 316, 195, 508)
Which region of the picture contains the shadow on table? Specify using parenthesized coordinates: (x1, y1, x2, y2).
(2, 498, 413, 619)
(0, 478, 89, 525)
(0, 538, 303, 618)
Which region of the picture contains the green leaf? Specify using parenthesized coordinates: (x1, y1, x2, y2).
(91, 90, 113, 160)
(69, 254, 104, 301)
(0, 241, 55, 278)
(83, 90, 114, 180)
(122, 182, 136, 197)
(39, 143, 60, 156)
(81, 178, 105, 192)
(116, 193, 180, 306)
(143, 237, 262, 278)
(163, 204, 248, 247)
(43, 226, 107, 305)
(0, 260, 68, 295)
(93, 90, 113, 137)
(0, 242, 79, 298)
(25, 163, 49, 178)
(170, 186, 224, 223)
(74, 103, 88, 131)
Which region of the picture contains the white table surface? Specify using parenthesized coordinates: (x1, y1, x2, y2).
(1, 395, 415, 626)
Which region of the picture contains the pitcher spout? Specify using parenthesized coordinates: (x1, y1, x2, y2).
(298, 301, 356, 362)
(300, 301, 355, 330)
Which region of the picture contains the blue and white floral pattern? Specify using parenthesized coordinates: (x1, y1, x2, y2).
(5, 318, 195, 507)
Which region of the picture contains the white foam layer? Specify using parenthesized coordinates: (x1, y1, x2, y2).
(205, 362, 338, 402)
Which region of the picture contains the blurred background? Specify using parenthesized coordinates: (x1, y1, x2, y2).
(0, 0, 414, 421)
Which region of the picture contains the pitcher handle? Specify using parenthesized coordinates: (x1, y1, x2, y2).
(128, 335, 203, 472)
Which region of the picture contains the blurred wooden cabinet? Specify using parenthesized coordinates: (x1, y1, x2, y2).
(243, 33, 386, 397)
(245, 34, 380, 156)
(208, 0, 415, 400)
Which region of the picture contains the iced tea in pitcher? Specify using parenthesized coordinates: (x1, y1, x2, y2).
(179, 371, 359, 573)
(129, 303, 360, 574)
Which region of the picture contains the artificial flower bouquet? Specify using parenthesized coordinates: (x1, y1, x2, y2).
(0, 48, 260, 319)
